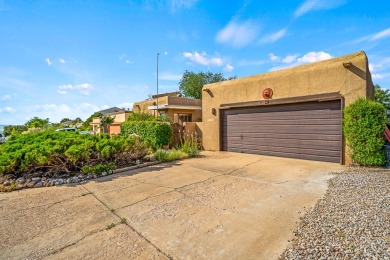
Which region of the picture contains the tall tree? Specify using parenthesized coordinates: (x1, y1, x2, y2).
(374, 84, 390, 112)
(60, 118, 72, 123)
(25, 117, 50, 128)
(178, 71, 236, 99)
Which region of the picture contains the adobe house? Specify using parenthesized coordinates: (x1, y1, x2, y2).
(197, 51, 374, 165)
(90, 108, 132, 135)
(133, 91, 202, 125)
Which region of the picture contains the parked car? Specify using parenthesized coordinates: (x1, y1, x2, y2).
(55, 127, 77, 132)
(0, 133, 6, 143)
(79, 130, 94, 135)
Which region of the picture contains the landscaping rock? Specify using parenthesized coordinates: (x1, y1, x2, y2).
(281, 168, 390, 259)
(16, 177, 26, 184)
(72, 177, 79, 183)
(31, 177, 41, 182)
(101, 172, 107, 176)
(34, 182, 43, 188)
(26, 182, 35, 188)
(3, 181, 11, 186)
(55, 179, 64, 185)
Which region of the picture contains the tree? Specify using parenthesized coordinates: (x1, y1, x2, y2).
(60, 118, 72, 123)
(374, 84, 390, 113)
(25, 117, 50, 129)
(178, 71, 236, 99)
(100, 115, 115, 133)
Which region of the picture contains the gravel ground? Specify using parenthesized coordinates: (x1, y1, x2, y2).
(281, 167, 390, 259)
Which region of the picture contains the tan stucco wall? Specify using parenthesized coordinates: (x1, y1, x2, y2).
(133, 96, 202, 123)
(200, 51, 374, 165)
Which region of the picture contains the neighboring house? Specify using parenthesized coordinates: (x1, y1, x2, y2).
(90, 109, 132, 135)
(133, 91, 202, 125)
(196, 51, 374, 165)
(97, 107, 126, 116)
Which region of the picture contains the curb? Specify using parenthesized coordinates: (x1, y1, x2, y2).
(113, 161, 162, 174)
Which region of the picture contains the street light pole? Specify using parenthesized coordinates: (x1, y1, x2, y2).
(156, 52, 159, 117)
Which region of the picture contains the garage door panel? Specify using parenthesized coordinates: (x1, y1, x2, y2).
(223, 126, 341, 135)
(223, 133, 341, 141)
(222, 100, 342, 163)
(224, 111, 341, 121)
(227, 148, 340, 163)
(224, 138, 341, 150)
(225, 144, 340, 157)
(223, 118, 341, 126)
(224, 103, 341, 116)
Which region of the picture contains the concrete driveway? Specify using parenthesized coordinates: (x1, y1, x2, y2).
(0, 151, 344, 259)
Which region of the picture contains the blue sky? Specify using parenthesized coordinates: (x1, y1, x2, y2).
(1, 0, 390, 125)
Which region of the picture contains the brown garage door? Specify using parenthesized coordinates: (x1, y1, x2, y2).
(221, 100, 342, 163)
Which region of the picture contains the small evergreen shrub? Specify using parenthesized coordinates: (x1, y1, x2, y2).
(343, 98, 387, 166)
(0, 131, 148, 176)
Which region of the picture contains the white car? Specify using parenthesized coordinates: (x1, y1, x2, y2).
(0, 133, 5, 143)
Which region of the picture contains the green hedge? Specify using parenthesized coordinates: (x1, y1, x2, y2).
(0, 131, 148, 176)
(343, 98, 387, 166)
(121, 121, 172, 149)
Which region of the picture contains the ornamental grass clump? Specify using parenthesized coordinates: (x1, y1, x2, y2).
(180, 133, 200, 158)
(343, 98, 387, 166)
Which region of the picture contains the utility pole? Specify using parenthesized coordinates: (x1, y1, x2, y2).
(156, 52, 159, 117)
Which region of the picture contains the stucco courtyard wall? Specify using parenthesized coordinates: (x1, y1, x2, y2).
(198, 51, 374, 165)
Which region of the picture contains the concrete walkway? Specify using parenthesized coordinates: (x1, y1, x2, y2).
(0, 151, 344, 259)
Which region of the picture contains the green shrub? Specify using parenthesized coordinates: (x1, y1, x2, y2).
(0, 131, 148, 176)
(121, 121, 172, 149)
(127, 112, 160, 122)
(343, 98, 387, 166)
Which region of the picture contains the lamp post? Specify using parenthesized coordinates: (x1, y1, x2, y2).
(156, 52, 159, 117)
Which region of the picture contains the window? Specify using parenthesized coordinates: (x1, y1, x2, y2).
(175, 113, 192, 125)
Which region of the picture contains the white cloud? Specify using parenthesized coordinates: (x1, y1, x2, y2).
(368, 56, 390, 82)
(119, 53, 132, 64)
(57, 83, 95, 95)
(183, 51, 223, 66)
(297, 51, 332, 63)
(269, 51, 333, 71)
(117, 102, 134, 110)
(0, 94, 11, 101)
(160, 72, 182, 81)
(282, 54, 298, 64)
(294, 0, 346, 18)
(168, 0, 198, 13)
(268, 53, 281, 62)
(224, 64, 234, 72)
(0, 106, 16, 113)
(371, 28, 390, 41)
(260, 28, 287, 43)
(45, 58, 52, 66)
(216, 20, 259, 48)
(164, 51, 168, 55)
(59, 58, 66, 64)
(351, 27, 390, 44)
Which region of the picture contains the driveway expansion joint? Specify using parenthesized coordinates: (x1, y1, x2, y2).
(80, 184, 173, 259)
